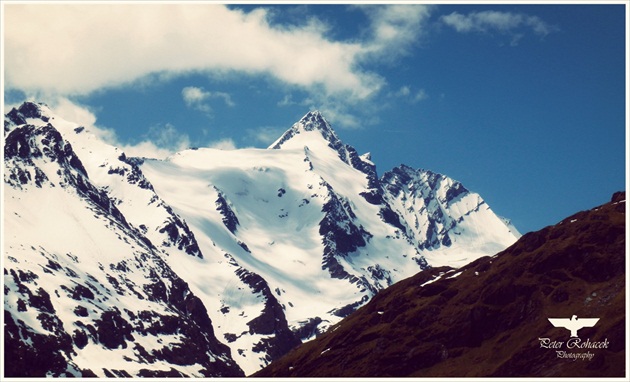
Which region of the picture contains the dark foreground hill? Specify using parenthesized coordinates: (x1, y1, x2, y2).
(255, 192, 626, 378)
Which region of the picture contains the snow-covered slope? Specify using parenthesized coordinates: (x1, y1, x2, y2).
(381, 165, 521, 267)
(3, 103, 243, 377)
(3, 102, 520, 376)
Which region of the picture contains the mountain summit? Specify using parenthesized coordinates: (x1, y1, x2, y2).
(4, 103, 520, 377)
(269, 111, 377, 179)
(269, 110, 338, 150)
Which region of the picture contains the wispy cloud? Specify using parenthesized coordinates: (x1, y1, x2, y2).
(277, 94, 296, 107)
(120, 141, 180, 160)
(182, 87, 212, 113)
(182, 86, 235, 114)
(47, 98, 192, 159)
(358, 4, 434, 62)
(440, 10, 556, 44)
(48, 98, 120, 148)
(119, 122, 193, 159)
(145, 123, 191, 150)
(246, 126, 287, 145)
(389, 86, 428, 104)
(207, 138, 237, 150)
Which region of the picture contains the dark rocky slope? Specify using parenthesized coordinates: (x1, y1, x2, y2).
(255, 192, 626, 378)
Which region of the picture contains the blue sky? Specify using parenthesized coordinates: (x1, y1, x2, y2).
(3, 2, 628, 234)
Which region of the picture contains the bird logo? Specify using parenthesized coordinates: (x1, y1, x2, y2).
(548, 315, 599, 338)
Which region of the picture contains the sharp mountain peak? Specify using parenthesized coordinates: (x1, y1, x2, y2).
(5, 101, 52, 132)
(297, 110, 332, 132)
(268, 110, 339, 150)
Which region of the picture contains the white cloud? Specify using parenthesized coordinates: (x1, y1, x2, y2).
(208, 138, 237, 150)
(4, 4, 435, 103)
(246, 126, 286, 145)
(389, 86, 428, 104)
(412, 89, 428, 103)
(2, 4, 374, 101)
(145, 123, 191, 150)
(45, 98, 191, 159)
(141, 110, 237, 152)
(46, 98, 120, 145)
(182, 86, 235, 114)
(441, 10, 555, 38)
(100, 121, 192, 160)
(120, 141, 178, 160)
(395, 86, 411, 97)
(213, 92, 235, 108)
(4, 4, 440, 139)
(359, 5, 433, 61)
(182, 87, 211, 106)
(277, 94, 295, 107)
(318, 106, 362, 130)
(182, 86, 209, 113)
(51, 98, 98, 128)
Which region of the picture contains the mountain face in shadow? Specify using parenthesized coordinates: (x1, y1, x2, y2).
(255, 192, 626, 378)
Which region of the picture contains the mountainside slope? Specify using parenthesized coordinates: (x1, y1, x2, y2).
(255, 192, 626, 378)
(381, 164, 519, 267)
(3, 107, 244, 377)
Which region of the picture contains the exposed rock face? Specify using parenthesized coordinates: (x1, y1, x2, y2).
(215, 188, 240, 234)
(4, 232, 245, 377)
(254, 192, 626, 378)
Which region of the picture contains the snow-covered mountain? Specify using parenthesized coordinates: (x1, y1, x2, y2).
(3, 103, 243, 377)
(3, 102, 520, 376)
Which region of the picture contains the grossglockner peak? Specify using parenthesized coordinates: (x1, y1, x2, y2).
(4, 103, 520, 377)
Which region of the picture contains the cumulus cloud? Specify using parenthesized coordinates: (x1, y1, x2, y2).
(4, 4, 435, 103)
(4, 3, 439, 134)
(3, 4, 368, 100)
(441, 10, 556, 40)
